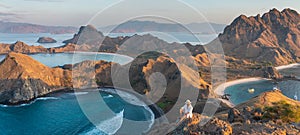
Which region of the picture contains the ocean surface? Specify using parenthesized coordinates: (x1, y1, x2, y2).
(0, 32, 218, 48)
(0, 31, 154, 135)
(225, 67, 300, 105)
(0, 52, 133, 67)
(0, 89, 154, 135)
(0, 33, 74, 48)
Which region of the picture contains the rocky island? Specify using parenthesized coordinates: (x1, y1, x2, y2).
(37, 37, 57, 43)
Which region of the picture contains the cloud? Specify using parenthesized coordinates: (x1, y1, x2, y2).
(0, 12, 15, 16)
(0, 12, 22, 21)
(0, 3, 11, 8)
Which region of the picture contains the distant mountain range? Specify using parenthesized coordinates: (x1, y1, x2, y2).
(98, 20, 226, 34)
(0, 21, 78, 34)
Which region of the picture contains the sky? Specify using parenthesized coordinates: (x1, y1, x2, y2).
(0, 0, 300, 27)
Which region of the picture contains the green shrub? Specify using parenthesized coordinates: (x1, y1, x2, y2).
(262, 101, 300, 123)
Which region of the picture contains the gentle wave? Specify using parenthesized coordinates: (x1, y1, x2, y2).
(36, 97, 59, 100)
(74, 92, 89, 95)
(115, 90, 146, 106)
(103, 94, 113, 99)
(84, 88, 155, 132)
(81, 110, 124, 135)
(101, 88, 155, 131)
(0, 97, 59, 108)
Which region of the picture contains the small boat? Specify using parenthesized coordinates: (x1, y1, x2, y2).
(294, 92, 298, 101)
(248, 88, 255, 93)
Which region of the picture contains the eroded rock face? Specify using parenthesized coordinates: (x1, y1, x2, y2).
(37, 37, 57, 43)
(0, 52, 72, 104)
(215, 8, 300, 65)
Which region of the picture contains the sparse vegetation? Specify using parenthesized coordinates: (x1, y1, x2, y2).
(262, 101, 300, 123)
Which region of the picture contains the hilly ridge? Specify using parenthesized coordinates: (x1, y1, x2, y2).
(0, 21, 77, 34)
(214, 8, 300, 65)
(0, 52, 72, 104)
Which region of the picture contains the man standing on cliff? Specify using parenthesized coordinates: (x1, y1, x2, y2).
(180, 100, 193, 119)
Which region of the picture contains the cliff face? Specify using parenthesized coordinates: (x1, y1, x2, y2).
(0, 52, 72, 104)
(216, 8, 300, 65)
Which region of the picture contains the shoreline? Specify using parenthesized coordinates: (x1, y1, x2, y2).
(275, 63, 300, 70)
(214, 77, 271, 107)
(214, 62, 300, 107)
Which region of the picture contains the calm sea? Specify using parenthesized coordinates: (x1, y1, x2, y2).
(225, 68, 300, 105)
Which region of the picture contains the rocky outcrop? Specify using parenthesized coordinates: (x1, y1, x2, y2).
(0, 41, 47, 54)
(72, 60, 120, 88)
(213, 90, 300, 134)
(167, 90, 300, 135)
(167, 113, 232, 135)
(212, 8, 300, 66)
(0, 41, 76, 54)
(63, 25, 130, 53)
(0, 52, 72, 104)
(63, 25, 104, 45)
(262, 66, 283, 79)
(201, 117, 233, 135)
(37, 37, 57, 43)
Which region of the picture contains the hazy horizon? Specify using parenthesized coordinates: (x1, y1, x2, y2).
(1, 0, 300, 27)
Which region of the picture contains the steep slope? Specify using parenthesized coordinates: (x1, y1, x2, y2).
(235, 89, 300, 109)
(71, 54, 210, 112)
(215, 8, 300, 65)
(63, 25, 129, 53)
(0, 52, 72, 104)
(168, 90, 300, 135)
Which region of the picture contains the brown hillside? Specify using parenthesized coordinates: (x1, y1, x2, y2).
(0, 52, 71, 104)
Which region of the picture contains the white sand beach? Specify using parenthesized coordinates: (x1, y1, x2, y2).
(275, 63, 300, 70)
(214, 77, 271, 107)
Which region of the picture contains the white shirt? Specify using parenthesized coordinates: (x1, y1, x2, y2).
(181, 104, 193, 118)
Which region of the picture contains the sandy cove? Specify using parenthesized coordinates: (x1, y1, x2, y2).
(214, 63, 299, 107)
(214, 78, 271, 107)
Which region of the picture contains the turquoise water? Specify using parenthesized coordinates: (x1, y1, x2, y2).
(0, 53, 133, 67)
(225, 80, 300, 105)
(0, 89, 154, 135)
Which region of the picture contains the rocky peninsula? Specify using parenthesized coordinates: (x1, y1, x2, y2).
(0, 8, 300, 135)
